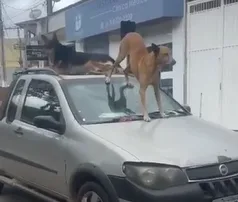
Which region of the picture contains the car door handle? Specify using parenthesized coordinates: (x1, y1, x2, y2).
(14, 127, 24, 136)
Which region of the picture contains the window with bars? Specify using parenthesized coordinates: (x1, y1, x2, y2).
(189, 0, 221, 13)
(224, 0, 238, 4)
(161, 78, 173, 97)
(189, 0, 238, 14)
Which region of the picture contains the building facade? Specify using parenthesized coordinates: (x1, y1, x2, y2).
(187, 0, 238, 130)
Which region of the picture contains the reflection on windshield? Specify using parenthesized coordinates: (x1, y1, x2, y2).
(63, 78, 188, 124)
(106, 84, 135, 114)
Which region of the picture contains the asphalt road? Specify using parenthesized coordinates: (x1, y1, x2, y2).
(0, 186, 44, 202)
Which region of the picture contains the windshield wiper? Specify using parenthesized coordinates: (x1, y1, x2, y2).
(148, 111, 164, 118)
(85, 115, 144, 124)
(165, 109, 189, 116)
(147, 110, 188, 118)
(85, 110, 188, 125)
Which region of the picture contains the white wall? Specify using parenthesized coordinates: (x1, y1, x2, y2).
(109, 19, 185, 104)
(172, 18, 185, 104)
(48, 11, 66, 33)
(35, 10, 65, 36)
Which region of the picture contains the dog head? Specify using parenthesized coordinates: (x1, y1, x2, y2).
(151, 43, 176, 67)
(41, 32, 60, 66)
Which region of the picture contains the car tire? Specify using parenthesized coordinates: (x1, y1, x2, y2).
(0, 182, 4, 194)
(76, 181, 110, 202)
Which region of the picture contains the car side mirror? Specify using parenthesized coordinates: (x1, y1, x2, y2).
(33, 115, 65, 134)
(183, 104, 191, 113)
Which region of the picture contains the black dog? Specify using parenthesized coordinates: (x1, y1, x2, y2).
(41, 33, 123, 75)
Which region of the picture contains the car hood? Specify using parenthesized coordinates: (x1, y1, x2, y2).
(83, 116, 238, 168)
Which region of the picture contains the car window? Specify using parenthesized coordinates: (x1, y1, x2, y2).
(6, 79, 26, 123)
(21, 79, 62, 126)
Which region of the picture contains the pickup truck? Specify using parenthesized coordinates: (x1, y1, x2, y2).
(0, 69, 238, 202)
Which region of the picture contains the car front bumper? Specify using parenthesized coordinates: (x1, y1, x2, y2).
(109, 175, 238, 202)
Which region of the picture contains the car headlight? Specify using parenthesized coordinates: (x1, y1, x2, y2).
(122, 162, 188, 190)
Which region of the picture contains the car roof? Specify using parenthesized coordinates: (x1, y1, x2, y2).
(59, 74, 125, 80)
(16, 68, 126, 82)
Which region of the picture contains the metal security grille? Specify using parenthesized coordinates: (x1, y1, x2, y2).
(189, 0, 221, 13)
(189, 0, 238, 14)
(224, 0, 238, 4)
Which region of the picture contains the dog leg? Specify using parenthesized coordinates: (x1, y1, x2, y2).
(105, 65, 117, 84)
(124, 55, 133, 87)
(153, 82, 166, 117)
(140, 85, 151, 122)
(105, 44, 128, 84)
(123, 65, 134, 87)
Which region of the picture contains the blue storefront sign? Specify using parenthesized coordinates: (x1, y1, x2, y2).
(65, 0, 184, 41)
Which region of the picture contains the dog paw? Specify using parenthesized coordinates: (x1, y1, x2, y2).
(105, 77, 111, 84)
(160, 112, 168, 118)
(143, 115, 151, 122)
(126, 82, 134, 88)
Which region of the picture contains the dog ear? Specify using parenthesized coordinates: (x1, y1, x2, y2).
(151, 43, 160, 55)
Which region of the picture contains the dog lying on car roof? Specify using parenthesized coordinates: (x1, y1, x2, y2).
(40, 33, 125, 76)
(40, 32, 176, 122)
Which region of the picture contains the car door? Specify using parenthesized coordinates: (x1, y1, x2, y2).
(4, 79, 68, 195)
(0, 78, 27, 175)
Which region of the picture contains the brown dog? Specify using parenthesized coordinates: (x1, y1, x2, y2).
(105, 32, 176, 122)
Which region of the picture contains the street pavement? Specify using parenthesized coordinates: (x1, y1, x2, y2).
(0, 186, 44, 202)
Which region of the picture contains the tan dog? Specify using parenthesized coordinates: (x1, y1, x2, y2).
(105, 32, 176, 122)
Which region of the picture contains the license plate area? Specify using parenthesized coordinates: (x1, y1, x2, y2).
(213, 195, 238, 202)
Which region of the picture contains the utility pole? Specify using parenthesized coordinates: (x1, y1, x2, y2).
(0, 0, 6, 86)
(46, 0, 53, 33)
(17, 27, 23, 68)
(47, 0, 53, 16)
(44, 0, 52, 68)
(23, 25, 29, 68)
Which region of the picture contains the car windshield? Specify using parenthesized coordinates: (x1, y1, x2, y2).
(61, 77, 189, 124)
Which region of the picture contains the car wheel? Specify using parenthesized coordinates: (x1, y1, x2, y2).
(77, 182, 110, 202)
(0, 182, 4, 194)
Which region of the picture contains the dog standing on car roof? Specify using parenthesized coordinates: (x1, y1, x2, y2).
(105, 32, 176, 122)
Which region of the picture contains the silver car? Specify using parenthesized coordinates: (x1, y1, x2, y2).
(0, 73, 238, 202)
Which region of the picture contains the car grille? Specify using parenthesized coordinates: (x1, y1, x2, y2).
(186, 160, 238, 181)
(199, 177, 238, 199)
